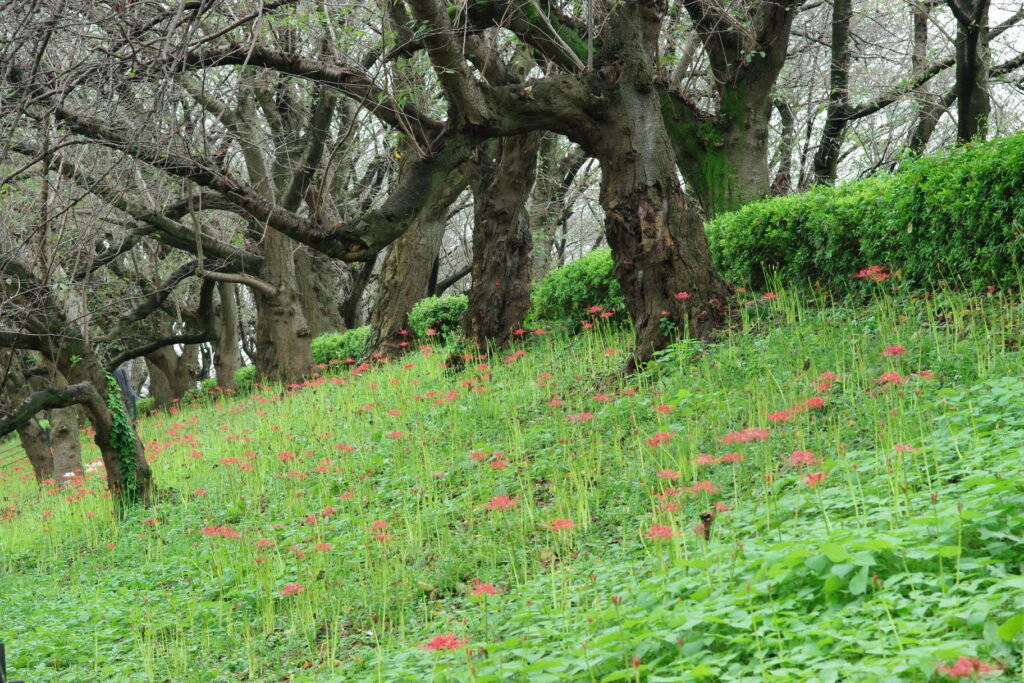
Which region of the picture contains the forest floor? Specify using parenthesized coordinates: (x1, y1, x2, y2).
(2, 285, 1024, 682)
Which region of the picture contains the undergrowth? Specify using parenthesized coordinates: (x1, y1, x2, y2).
(1, 284, 1023, 682)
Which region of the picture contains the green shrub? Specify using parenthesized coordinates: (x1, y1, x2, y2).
(311, 326, 371, 364)
(200, 377, 218, 393)
(234, 365, 258, 393)
(136, 397, 155, 415)
(407, 295, 468, 344)
(529, 248, 626, 327)
(707, 134, 1024, 290)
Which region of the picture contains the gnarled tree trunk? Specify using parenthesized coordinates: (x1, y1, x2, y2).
(366, 167, 467, 358)
(464, 133, 541, 349)
(254, 229, 314, 382)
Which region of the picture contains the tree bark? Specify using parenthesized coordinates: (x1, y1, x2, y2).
(17, 419, 54, 483)
(948, 0, 991, 142)
(294, 247, 345, 335)
(145, 343, 200, 407)
(213, 282, 240, 391)
(587, 3, 731, 370)
(366, 168, 466, 357)
(253, 228, 314, 383)
(464, 133, 541, 349)
(811, 0, 853, 185)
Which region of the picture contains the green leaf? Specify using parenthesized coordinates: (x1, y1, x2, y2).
(849, 566, 869, 595)
(821, 543, 851, 563)
(997, 613, 1024, 641)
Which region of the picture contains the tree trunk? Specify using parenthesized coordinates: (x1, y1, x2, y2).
(588, 11, 731, 370)
(16, 420, 53, 484)
(811, 0, 853, 185)
(294, 247, 345, 335)
(530, 135, 587, 280)
(366, 172, 465, 357)
(464, 133, 541, 349)
(145, 344, 200, 407)
(213, 282, 240, 391)
(950, 0, 991, 142)
(339, 256, 377, 330)
(254, 229, 314, 383)
(771, 98, 796, 195)
(44, 367, 83, 481)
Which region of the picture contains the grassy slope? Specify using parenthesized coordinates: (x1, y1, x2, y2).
(2, 285, 1024, 682)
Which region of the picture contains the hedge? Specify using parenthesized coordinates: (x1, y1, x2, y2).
(529, 248, 626, 327)
(707, 134, 1024, 290)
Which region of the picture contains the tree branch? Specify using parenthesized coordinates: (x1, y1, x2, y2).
(0, 381, 97, 438)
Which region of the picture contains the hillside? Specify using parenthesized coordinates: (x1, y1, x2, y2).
(2, 284, 1024, 681)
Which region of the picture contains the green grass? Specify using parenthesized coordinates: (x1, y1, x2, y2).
(2, 284, 1024, 681)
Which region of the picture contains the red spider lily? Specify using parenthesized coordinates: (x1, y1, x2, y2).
(895, 443, 919, 453)
(655, 404, 674, 414)
(803, 396, 825, 410)
(719, 428, 770, 444)
(315, 543, 333, 552)
(200, 526, 240, 539)
(767, 410, 792, 424)
(720, 452, 745, 463)
(690, 480, 717, 494)
(280, 583, 304, 597)
(647, 524, 676, 540)
(694, 453, 718, 466)
(485, 495, 516, 510)
(674, 291, 691, 300)
(420, 633, 468, 651)
(936, 656, 1000, 678)
(647, 432, 673, 447)
(657, 469, 680, 480)
(876, 371, 906, 385)
(470, 579, 502, 596)
(882, 345, 906, 357)
(803, 471, 827, 487)
(916, 369, 936, 379)
(787, 450, 819, 467)
(566, 412, 594, 423)
(854, 265, 891, 282)
(763, 292, 778, 300)
(549, 518, 575, 531)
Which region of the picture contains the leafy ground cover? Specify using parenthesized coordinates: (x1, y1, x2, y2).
(2, 282, 1024, 681)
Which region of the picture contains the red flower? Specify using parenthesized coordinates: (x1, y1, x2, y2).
(915, 369, 936, 380)
(566, 412, 594, 423)
(690, 480, 717, 494)
(387, 430, 405, 438)
(426, 328, 437, 336)
(657, 469, 680, 480)
(882, 345, 906, 357)
(371, 520, 389, 530)
(803, 471, 826, 487)
(767, 410, 791, 424)
(549, 518, 575, 531)
(936, 656, 1000, 678)
(763, 292, 777, 300)
(647, 432, 673, 447)
(513, 328, 526, 336)
(787, 450, 819, 467)
(655, 404, 674, 414)
(674, 291, 691, 300)
(485, 495, 516, 510)
(854, 265, 891, 282)
(720, 452, 745, 463)
(280, 583, 304, 597)
(470, 579, 501, 596)
(420, 633, 468, 651)
(315, 542, 333, 552)
(647, 524, 675, 540)
(587, 305, 603, 314)
(803, 396, 825, 410)
(719, 428, 770, 444)
(876, 371, 906, 385)
(694, 453, 718, 466)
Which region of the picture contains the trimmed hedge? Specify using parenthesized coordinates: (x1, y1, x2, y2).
(529, 248, 626, 327)
(408, 294, 468, 344)
(311, 326, 371, 364)
(707, 134, 1024, 289)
